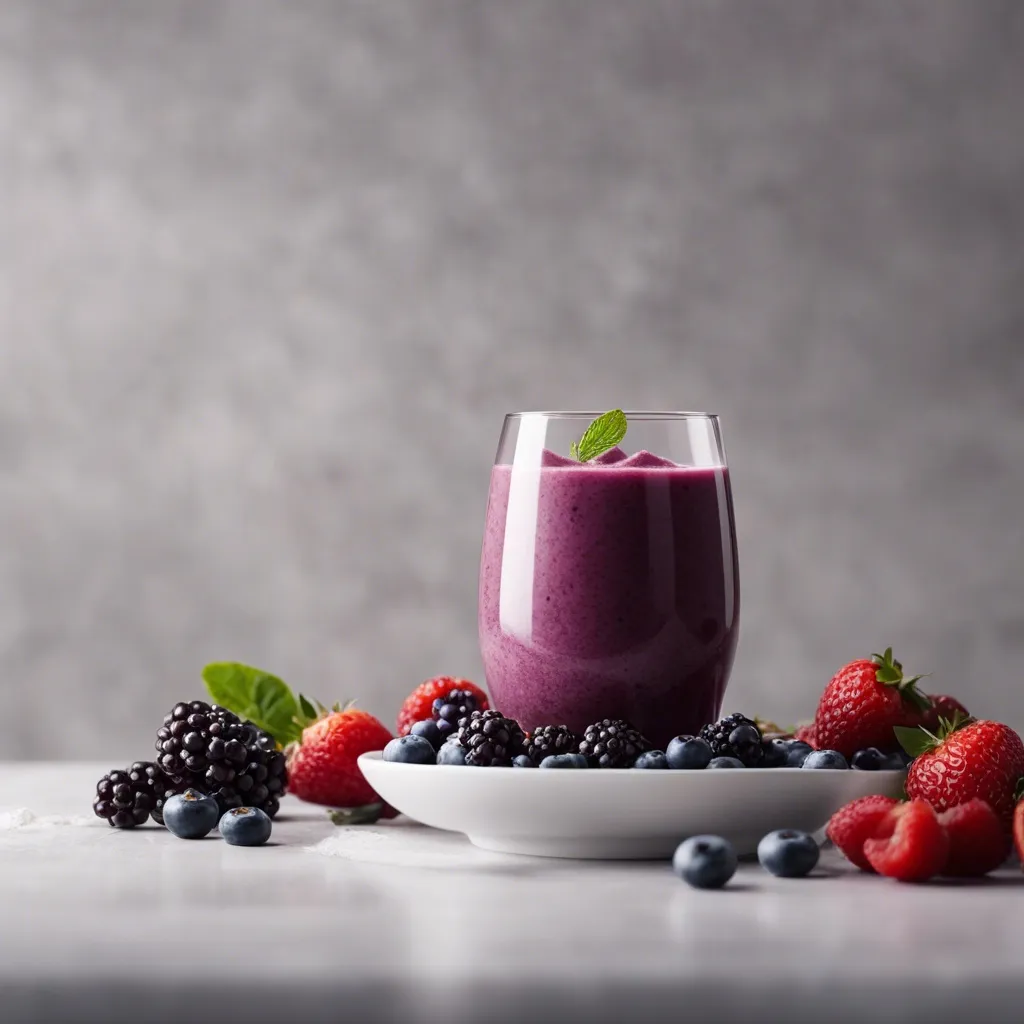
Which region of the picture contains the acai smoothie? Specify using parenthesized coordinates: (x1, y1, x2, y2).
(478, 444, 739, 749)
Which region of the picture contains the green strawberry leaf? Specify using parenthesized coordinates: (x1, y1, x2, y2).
(570, 409, 628, 462)
(870, 647, 931, 710)
(202, 662, 302, 746)
(1015, 777, 1024, 803)
(298, 693, 318, 724)
(328, 804, 386, 826)
(893, 725, 938, 759)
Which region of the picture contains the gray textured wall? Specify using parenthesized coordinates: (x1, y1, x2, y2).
(1, 1, 1022, 760)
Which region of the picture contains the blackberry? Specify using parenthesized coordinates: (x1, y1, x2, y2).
(432, 688, 485, 743)
(699, 713, 764, 767)
(524, 725, 579, 766)
(578, 719, 651, 768)
(154, 700, 287, 817)
(122, 760, 186, 826)
(454, 710, 525, 767)
(93, 763, 162, 828)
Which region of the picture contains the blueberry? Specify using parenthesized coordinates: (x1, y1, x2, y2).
(539, 753, 589, 769)
(383, 734, 436, 765)
(801, 749, 849, 770)
(219, 806, 272, 847)
(761, 739, 789, 768)
(410, 719, 443, 751)
(512, 754, 535, 768)
(436, 719, 458, 743)
(436, 741, 467, 766)
(632, 750, 669, 770)
(673, 835, 738, 889)
(881, 750, 911, 770)
(708, 756, 745, 769)
(162, 788, 219, 840)
(665, 735, 713, 770)
(851, 747, 885, 771)
(784, 741, 814, 767)
(728, 723, 762, 763)
(757, 829, 820, 878)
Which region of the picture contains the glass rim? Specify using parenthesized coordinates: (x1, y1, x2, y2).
(505, 410, 719, 421)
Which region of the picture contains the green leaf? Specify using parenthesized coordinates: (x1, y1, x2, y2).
(893, 725, 937, 759)
(202, 662, 302, 746)
(1015, 776, 1024, 803)
(571, 409, 628, 462)
(298, 693, 318, 723)
(328, 803, 385, 826)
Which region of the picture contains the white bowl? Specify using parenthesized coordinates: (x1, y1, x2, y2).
(358, 752, 906, 859)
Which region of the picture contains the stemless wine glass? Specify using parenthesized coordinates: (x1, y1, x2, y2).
(478, 412, 740, 750)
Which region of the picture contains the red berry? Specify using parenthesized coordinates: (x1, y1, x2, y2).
(919, 694, 970, 733)
(814, 648, 930, 758)
(863, 800, 949, 882)
(826, 794, 899, 872)
(1014, 801, 1024, 868)
(938, 799, 1011, 877)
(396, 676, 489, 736)
(904, 719, 1024, 831)
(287, 708, 393, 808)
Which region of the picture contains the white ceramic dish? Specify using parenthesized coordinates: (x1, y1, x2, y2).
(358, 752, 907, 860)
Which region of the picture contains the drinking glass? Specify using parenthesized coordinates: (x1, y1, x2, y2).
(478, 411, 740, 749)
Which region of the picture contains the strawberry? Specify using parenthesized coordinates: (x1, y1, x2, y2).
(200, 661, 399, 816)
(1014, 789, 1024, 867)
(287, 707, 394, 807)
(826, 794, 900, 871)
(938, 799, 1011, 877)
(863, 800, 949, 882)
(396, 676, 489, 736)
(901, 717, 1024, 830)
(920, 694, 970, 733)
(814, 647, 930, 758)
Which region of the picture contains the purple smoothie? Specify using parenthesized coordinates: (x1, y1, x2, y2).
(478, 449, 739, 749)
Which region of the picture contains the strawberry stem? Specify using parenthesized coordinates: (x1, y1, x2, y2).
(870, 648, 931, 711)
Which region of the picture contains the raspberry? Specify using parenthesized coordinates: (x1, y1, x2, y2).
(938, 799, 1010, 877)
(863, 800, 949, 882)
(826, 795, 900, 872)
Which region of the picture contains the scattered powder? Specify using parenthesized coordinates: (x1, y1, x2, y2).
(0, 808, 95, 830)
(306, 826, 510, 869)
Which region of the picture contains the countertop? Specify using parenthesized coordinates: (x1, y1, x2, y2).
(2, 764, 1022, 1024)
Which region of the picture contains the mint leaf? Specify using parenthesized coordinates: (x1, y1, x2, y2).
(571, 409, 628, 462)
(202, 662, 301, 746)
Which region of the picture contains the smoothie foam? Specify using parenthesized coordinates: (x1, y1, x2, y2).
(479, 449, 739, 748)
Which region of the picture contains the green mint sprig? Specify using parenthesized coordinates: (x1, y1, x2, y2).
(570, 409, 627, 462)
(202, 661, 330, 747)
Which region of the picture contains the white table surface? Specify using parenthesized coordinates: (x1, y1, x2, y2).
(1, 764, 1022, 1024)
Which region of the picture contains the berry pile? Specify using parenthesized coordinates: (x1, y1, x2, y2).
(155, 700, 287, 817)
(94, 702, 287, 830)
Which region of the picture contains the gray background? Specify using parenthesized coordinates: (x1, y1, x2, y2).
(1, 1, 1021, 760)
